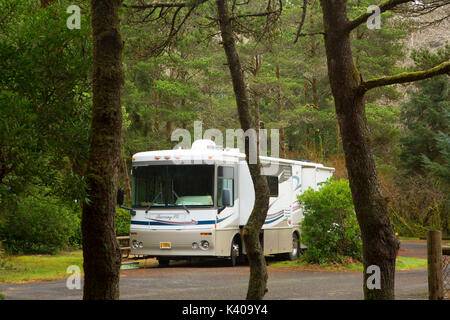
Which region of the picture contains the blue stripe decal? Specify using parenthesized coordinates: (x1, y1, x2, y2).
(264, 215, 284, 224)
(131, 220, 149, 225)
(131, 214, 232, 226)
(217, 215, 232, 223)
(197, 220, 215, 225)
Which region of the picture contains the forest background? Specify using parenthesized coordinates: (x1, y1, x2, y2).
(0, 0, 448, 255)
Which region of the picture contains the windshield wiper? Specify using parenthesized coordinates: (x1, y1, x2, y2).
(145, 182, 163, 213)
(171, 180, 190, 214)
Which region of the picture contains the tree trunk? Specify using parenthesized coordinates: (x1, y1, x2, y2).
(216, 0, 270, 300)
(319, 0, 399, 299)
(81, 0, 124, 300)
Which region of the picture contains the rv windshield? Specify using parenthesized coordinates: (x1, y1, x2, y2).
(132, 165, 214, 208)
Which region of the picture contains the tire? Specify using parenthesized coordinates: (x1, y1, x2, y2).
(158, 257, 170, 267)
(230, 237, 241, 267)
(286, 232, 300, 261)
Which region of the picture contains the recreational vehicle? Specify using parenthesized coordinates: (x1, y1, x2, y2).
(118, 139, 334, 266)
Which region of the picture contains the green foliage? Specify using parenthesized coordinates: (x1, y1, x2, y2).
(0, 0, 92, 202)
(399, 47, 450, 175)
(349, 1, 407, 103)
(115, 208, 131, 236)
(410, 45, 450, 71)
(298, 179, 362, 264)
(393, 49, 449, 236)
(423, 129, 450, 190)
(0, 1, 91, 254)
(0, 194, 81, 255)
(0, 0, 445, 254)
(399, 75, 449, 174)
(0, 245, 8, 270)
(366, 103, 401, 165)
(422, 129, 450, 235)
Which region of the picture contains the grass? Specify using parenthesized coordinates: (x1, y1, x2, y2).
(0, 250, 159, 284)
(396, 256, 427, 269)
(0, 250, 83, 284)
(270, 256, 427, 271)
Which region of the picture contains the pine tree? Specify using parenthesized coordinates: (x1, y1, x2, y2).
(399, 75, 449, 174)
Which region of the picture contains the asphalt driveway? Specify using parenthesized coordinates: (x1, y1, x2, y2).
(0, 240, 429, 300)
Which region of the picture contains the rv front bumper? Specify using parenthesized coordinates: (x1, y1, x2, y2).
(130, 228, 217, 257)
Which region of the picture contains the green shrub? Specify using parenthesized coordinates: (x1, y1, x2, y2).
(0, 194, 131, 254)
(298, 178, 362, 264)
(115, 207, 130, 236)
(0, 195, 81, 255)
(0, 244, 9, 270)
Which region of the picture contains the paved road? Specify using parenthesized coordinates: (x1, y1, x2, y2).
(0, 240, 428, 300)
(398, 239, 427, 259)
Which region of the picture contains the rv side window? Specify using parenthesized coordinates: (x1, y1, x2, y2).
(217, 166, 234, 207)
(266, 176, 279, 197)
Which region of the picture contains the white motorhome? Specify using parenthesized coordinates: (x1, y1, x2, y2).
(123, 139, 334, 266)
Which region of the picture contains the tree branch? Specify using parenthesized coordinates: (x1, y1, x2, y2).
(123, 0, 208, 9)
(230, 0, 282, 20)
(231, 10, 280, 19)
(123, 2, 187, 9)
(123, 0, 209, 56)
(347, 0, 411, 31)
(359, 61, 450, 93)
(295, 31, 325, 38)
(294, 0, 308, 43)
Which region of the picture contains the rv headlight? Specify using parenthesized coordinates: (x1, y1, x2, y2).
(200, 240, 209, 250)
(138, 241, 144, 248)
(192, 242, 199, 249)
(132, 240, 139, 249)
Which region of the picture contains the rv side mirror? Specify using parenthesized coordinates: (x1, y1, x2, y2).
(117, 188, 125, 206)
(116, 188, 136, 216)
(222, 189, 231, 207)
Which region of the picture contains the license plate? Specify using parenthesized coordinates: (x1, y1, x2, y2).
(160, 242, 171, 249)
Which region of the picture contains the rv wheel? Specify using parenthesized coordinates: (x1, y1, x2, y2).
(158, 258, 170, 267)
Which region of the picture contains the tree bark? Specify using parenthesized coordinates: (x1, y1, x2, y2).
(81, 0, 124, 300)
(216, 0, 270, 300)
(361, 61, 450, 92)
(319, 0, 399, 300)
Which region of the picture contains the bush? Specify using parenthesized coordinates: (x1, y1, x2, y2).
(115, 207, 130, 236)
(0, 244, 8, 269)
(0, 195, 81, 255)
(0, 194, 131, 255)
(298, 178, 362, 264)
